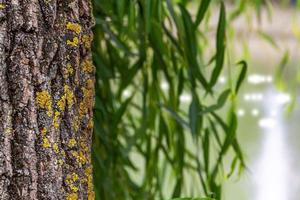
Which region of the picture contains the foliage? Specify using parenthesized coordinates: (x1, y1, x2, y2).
(91, 0, 251, 199)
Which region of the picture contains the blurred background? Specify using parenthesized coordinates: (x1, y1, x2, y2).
(224, 2, 300, 200)
(91, 0, 300, 199)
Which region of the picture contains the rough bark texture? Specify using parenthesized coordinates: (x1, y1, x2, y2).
(0, 0, 95, 199)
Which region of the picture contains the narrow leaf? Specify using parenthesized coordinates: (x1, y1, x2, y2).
(210, 2, 226, 89)
(199, 89, 231, 115)
(235, 60, 247, 93)
(194, 0, 211, 28)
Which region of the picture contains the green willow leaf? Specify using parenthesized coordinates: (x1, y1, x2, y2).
(210, 1, 226, 89)
(160, 104, 190, 129)
(189, 93, 202, 136)
(275, 50, 289, 89)
(203, 128, 210, 174)
(194, 0, 211, 28)
(179, 4, 210, 90)
(145, 0, 153, 34)
(92, 0, 248, 199)
(199, 89, 231, 115)
(166, 0, 181, 29)
(229, 0, 247, 21)
(113, 95, 134, 126)
(226, 156, 238, 178)
(257, 30, 278, 49)
(172, 178, 183, 198)
(235, 60, 247, 94)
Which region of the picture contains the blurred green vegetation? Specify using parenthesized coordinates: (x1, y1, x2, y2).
(89, 0, 280, 199)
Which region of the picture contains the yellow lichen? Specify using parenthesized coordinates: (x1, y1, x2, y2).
(82, 87, 93, 100)
(82, 59, 94, 73)
(87, 119, 94, 130)
(64, 85, 74, 108)
(66, 173, 79, 194)
(77, 151, 86, 165)
(53, 143, 59, 153)
(70, 185, 79, 193)
(80, 141, 89, 152)
(36, 90, 53, 117)
(4, 128, 12, 136)
(66, 22, 82, 34)
(67, 37, 79, 47)
(40, 127, 47, 136)
(57, 95, 66, 112)
(61, 149, 66, 158)
(82, 34, 93, 49)
(79, 82, 94, 119)
(43, 138, 51, 148)
(88, 191, 95, 200)
(86, 79, 94, 89)
(66, 63, 74, 76)
(85, 166, 95, 200)
(68, 138, 77, 148)
(58, 159, 64, 166)
(72, 151, 86, 166)
(79, 102, 88, 118)
(71, 173, 79, 182)
(66, 193, 78, 200)
(53, 111, 61, 129)
(48, 110, 53, 117)
(73, 117, 80, 132)
(85, 167, 92, 177)
(0, 3, 6, 9)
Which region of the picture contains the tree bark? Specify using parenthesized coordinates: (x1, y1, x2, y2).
(0, 0, 95, 199)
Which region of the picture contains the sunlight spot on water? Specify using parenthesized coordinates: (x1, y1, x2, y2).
(122, 89, 131, 98)
(248, 74, 273, 85)
(244, 94, 251, 101)
(275, 93, 291, 105)
(161, 81, 169, 91)
(253, 93, 263, 101)
(244, 93, 263, 102)
(237, 109, 245, 117)
(258, 117, 276, 128)
(254, 89, 290, 200)
(266, 75, 273, 83)
(248, 74, 266, 84)
(255, 128, 289, 200)
(218, 76, 226, 84)
(180, 94, 192, 103)
(251, 109, 259, 116)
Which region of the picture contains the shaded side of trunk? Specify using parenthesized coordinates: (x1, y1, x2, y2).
(0, 0, 95, 199)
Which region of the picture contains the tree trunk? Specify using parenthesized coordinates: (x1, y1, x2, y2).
(0, 0, 95, 199)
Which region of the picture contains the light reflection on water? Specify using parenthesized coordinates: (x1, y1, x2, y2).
(244, 93, 264, 102)
(237, 109, 245, 117)
(179, 93, 192, 103)
(247, 74, 273, 85)
(224, 72, 296, 200)
(179, 74, 294, 199)
(126, 72, 295, 199)
(254, 89, 291, 200)
(251, 109, 260, 117)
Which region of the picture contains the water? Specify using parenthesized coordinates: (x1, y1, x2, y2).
(253, 89, 291, 200)
(220, 5, 300, 199)
(178, 6, 300, 198)
(223, 72, 300, 200)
